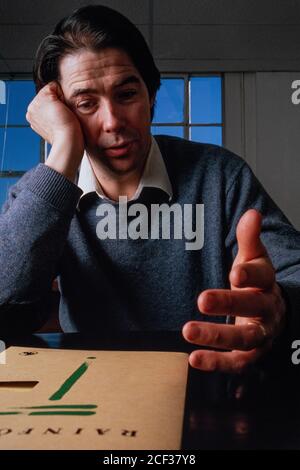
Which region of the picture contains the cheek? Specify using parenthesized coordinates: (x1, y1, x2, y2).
(130, 102, 152, 128)
(76, 115, 99, 143)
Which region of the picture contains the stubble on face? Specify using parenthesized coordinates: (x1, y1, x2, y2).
(59, 48, 154, 186)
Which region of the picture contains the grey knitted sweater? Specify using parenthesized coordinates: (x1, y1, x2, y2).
(1, 135, 300, 335)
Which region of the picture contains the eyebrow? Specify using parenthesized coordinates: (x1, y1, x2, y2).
(115, 75, 141, 88)
(69, 75, 141, 100)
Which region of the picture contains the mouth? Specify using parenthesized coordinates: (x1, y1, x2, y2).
(104, 141, 135, 158)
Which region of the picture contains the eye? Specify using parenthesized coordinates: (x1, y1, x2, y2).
(77, 100, 96, 113)
(118, 90, 137, 100)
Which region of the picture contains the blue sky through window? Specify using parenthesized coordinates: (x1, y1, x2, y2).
(0, 128, 40, 171)
(190, 77, 222, 124)
(152, 76, 222, 146)
(190, 127, 222, 146)
(0, 80, 40, 207)
(153, 79, 184, 123)
(0, 81, 35, 125)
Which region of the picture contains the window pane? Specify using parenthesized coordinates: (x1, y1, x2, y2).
(190, 77, 222, 124)
(151, 126, 184, 138)
(190, 126, 222, 145)
(153, 79, 184, 123)
(0, 128, 40, 171)
(0, 81, 35, 125)
(0, 177, 19, 210)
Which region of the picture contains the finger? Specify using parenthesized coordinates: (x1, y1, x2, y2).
(54, 81, 65, 102)
(230, 259, 275, 289)
(44, 81, 65, 102)
(198, 289, 272, 317)
(235, 209, 267, 263)
(188, 346, 270, 373)
(182, 321, 268, 351)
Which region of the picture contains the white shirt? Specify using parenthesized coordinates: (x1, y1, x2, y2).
(77, 136, 173, 203)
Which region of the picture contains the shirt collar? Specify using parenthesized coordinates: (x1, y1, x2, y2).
(77, 135, 173, 203)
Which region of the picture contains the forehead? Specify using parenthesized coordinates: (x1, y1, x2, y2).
(59, 48, 141, 94)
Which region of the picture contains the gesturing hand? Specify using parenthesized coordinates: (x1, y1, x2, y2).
(182, 209, 287, 373)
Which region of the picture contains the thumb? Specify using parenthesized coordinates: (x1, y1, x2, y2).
(235, 209, 267, 263)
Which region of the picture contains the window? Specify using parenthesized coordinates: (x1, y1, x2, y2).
(152, 75, 223, 145)
(0, 75, 223, 207)
(0, 80, 41, 208)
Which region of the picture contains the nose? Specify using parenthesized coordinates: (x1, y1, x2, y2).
(101, 101, 125, 133)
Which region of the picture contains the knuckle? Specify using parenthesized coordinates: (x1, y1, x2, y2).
(244, 324, 258, 349)
(243, 323, 267, 350)
(45, 82, 57, 94)
(206, 353, 218, 371)
(26, 114, 32, 125)
(211, 327, 222, 345)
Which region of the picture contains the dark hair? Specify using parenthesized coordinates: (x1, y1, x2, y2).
(33, 5, 161, 119)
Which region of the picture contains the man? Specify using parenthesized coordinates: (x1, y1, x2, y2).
(1, 5, 300, 373)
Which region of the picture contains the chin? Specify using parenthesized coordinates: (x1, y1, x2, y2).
(108, 158, 140, 175)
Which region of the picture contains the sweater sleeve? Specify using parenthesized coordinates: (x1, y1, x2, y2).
(0, 163, 82, 333)
(225, 161, 300, 341)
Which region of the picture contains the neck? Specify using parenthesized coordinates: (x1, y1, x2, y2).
(88, 156, 147, 202)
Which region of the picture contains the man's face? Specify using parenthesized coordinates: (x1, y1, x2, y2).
(59, 48, 154, 176)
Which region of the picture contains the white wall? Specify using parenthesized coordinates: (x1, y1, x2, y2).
(225, 72, 300, 230)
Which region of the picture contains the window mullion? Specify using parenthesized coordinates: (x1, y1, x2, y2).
(184, 76, 189, 140)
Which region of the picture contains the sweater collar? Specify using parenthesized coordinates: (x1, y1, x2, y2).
(77, 136, 173, 203)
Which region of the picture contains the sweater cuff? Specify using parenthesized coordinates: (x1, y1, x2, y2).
(25, 164, 83, 214)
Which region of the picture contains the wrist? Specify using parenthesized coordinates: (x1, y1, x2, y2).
(46, 131, 84, 182)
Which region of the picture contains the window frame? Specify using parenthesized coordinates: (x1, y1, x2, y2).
(0, 75, 44, 182)
(152, 72, 224, 143)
